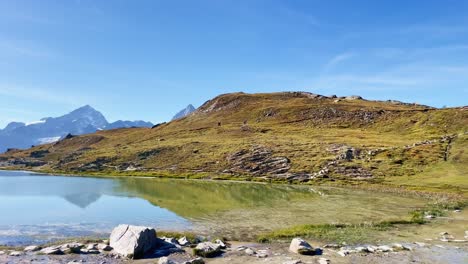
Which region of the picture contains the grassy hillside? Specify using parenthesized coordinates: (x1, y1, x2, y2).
(1, 92, 467, 194)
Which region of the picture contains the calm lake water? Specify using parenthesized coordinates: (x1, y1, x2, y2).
(0, 170, 428, 245)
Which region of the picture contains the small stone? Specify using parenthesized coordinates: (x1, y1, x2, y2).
(367, 246, 376, 253)
(424, 215, 435, 219)
(283, 260, 302, 264)
(193, 242, 222, 258)
(98, 243, 113, 251)
(245, 248, 256, 255)
(184, 257, 205, 264)
(355, 246, 368, 253)
(323, 244, 340, 249)
(414, 242, 426, 247)
(317, 258, 330, 264)
(377, 245, 393, 252)
(24, 245, 41, 252)
(102, 239, 109, 244)
(158, 257, 176, 264)
(236, 246, 247, 251)
(392, 243, 404, 250)
(86, 243, 98, 250)
(61, 243, 84, 254)
(454, 209, 461, 213)
(439, 232, 449, 236)
(178, 236, 190, 246)
(0, 251, 4, 255)
(9, 251, 22, 256)
(215, 239, 226, 249)
(289, 238, 315, 255)
(257, 249, 269, 258)
(337, 249, 349, 257)
(403, 245, 412, 251)
(40, 246, 63, 255)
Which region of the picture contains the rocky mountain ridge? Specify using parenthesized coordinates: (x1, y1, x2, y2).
(0, 105, 153, 153)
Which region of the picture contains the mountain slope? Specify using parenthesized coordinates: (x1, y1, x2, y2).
(0, 105, 153, 152)
(172, 104, 196, 120)
(1, 92, 467, 193)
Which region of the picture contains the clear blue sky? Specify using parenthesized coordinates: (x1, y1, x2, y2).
(1, 0, 467, 128)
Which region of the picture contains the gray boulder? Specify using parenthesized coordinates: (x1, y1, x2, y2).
(289, 238, 316, 255)
(24, 245, 41, 252)
(60, 243, 84, 254)
(109, 224, 158, 259)
(193, 242, 222, 258)
(9, 251, 22, 257)
(40, 246, 63, 255)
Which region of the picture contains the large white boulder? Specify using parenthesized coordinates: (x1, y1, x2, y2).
(109, 224, 158, 259)
(289, 238, 315, 255)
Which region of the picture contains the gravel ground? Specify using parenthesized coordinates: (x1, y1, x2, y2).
(1, 241, 467, 264)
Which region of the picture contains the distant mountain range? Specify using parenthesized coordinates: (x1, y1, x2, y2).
(0, 105, 153, 153)
(172, 104, 196, 120)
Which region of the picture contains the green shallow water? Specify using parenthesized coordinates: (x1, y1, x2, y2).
(0, 170, 429, 245)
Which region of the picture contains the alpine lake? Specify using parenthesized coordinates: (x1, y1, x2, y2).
(0, 170, 464, 246)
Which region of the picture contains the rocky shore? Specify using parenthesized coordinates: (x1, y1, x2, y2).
(1, 225, 467, 264)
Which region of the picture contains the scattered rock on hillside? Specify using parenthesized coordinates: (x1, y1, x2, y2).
(227, 145, 291, 176)
(110, 224, 158, 259)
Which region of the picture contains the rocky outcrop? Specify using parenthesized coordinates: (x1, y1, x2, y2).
(227, 145, 290, 176)
(109, 224, 158, 259)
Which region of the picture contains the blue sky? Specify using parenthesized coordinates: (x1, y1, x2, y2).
(1, 0, 467, 128)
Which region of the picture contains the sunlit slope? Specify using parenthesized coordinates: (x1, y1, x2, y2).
(1, 92, 467, 192)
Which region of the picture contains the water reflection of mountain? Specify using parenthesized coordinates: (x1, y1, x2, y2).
(63, 193, 102, 208)
(115, 178, 321, 219)
(0, 173, 116, 208)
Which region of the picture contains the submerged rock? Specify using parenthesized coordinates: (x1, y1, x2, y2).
(109, 224, 158, 259)
(289, 238, 316, 255)
(193, 242, 222, 258)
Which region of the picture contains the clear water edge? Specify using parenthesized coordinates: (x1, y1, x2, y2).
(0, 170, 429, 246)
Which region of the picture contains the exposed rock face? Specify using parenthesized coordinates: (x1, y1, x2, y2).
(109, 224, 158, 259)
(289, 238, 316, 255)
(227, 145, 290, 175)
